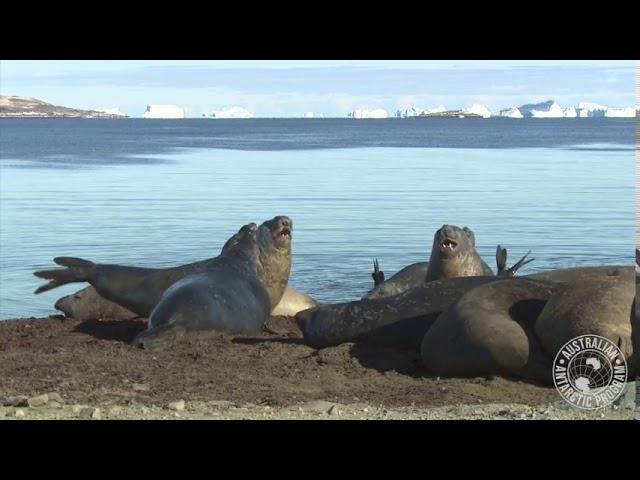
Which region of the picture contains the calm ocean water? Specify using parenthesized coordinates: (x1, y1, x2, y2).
(0, 118, 636, 319)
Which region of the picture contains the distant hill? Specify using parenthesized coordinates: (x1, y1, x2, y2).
(0, 96, 127, 118)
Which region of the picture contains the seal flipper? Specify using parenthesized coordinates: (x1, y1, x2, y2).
(506, 250, 534, 277)
(33, 257, 96, 294)
(132, 324, 187, 351)
(496, 245, 508, 276)
(371, 259, 385, 287)
(496, 247, 534, 279)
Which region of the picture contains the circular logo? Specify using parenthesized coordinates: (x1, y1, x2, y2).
(553, 334, 628, 410)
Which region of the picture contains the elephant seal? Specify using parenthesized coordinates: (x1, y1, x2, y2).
(34, 215, 293, 317)
(54, 286, 138, 320)
(296, 275, 499, 350)
(425, 224, 494, 281)
(133, 223, 271, 349)
(420, 278, 561, 384)
(363, 262, 430, 300)
(55, 285, 315, 321)
(524, 266, 633, 284)
(362, 245, 532, 301)
(271, 287, 319, 316)
(534, 275, 635, 368)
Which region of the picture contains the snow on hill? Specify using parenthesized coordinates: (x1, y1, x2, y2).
(349, 108, 388, 119)
(0, 96, 127, 118)
(96, 107, 127, 117)
(205, 106, 254, 119)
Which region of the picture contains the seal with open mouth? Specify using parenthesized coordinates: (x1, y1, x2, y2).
(132, 222, 271, 349)
(425, 224, 494, 281)
(34, 215, 293, 318)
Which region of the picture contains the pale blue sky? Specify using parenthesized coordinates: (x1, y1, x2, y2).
(1, 60, 636, 117)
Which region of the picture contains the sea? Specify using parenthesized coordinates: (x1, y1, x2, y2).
(0, 117, 636, 319)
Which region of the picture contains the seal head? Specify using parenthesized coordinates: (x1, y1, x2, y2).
(425, 225, 493, 281)
(256, 216, 293, 310)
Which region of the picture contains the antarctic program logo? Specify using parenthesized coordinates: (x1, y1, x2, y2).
(553, 335, 628, 410)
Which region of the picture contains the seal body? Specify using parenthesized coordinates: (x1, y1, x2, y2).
(271, 287, 319, 316)
(36, 215, 293, 318)
(534, 276, 635, 366)
(56, 285, 314, 321)
(524, 266, 633, 284)
(420, 278, 561, 383)
(54, 286, 138, 320)
(363, 262, 429, 300)
(296, 276, 497, 350)
(133, 223, 271, 349)
(425, 225, 493, 281)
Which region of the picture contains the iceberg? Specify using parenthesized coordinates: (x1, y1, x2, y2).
(498, 107, 523, 118)
(396, 106, 424, 118)
(463, 104, 492, 118)
(303, 112, 324, 118)
(576, 102, 608, 118)
(518, 100, 564, 118)
(605, 107, 636, 118)
(143, 105, 186, 119)
(563, 106, 577, 118)
(349, 108, 389, 119)
(205, 106, 254, 119)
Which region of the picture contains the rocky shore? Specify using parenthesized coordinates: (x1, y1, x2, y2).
(0, 316, 636, 420)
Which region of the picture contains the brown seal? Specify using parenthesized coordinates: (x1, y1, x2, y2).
(420, 278, 561, 383)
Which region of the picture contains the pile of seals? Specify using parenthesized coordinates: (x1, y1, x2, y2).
(34, 220, 637, 386)
(296, 225, 636, 385)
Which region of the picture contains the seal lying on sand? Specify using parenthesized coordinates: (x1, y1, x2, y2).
(363, 243, 532, 300)
(420, 278, 561, 384)
(55, 285, 316, 321)
(297, 275, 499, 350)
(133, 223, 271, 350)
(34, 216, 293, 317)
(534, 275, 635, 367)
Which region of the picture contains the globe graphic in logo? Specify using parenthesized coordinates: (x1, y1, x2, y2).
(567, 350, 613, 394)
(553, 334, 628, 410)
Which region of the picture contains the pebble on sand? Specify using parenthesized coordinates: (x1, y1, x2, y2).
(168, 400, 186, 412)
(27, 394, 49, 408)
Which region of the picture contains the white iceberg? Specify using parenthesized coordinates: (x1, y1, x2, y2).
(205, 106, 254, 119)
(349, 108, 389, 119)
(605, 107, 636, 118)
(576, 102, 608, 118)
(396, 106, 424, 118)
(563, 106, 578, 118)
(518, 100, 565, 118)
(463, 104, 492, 118)
(143, 105, 186, 119)
(498, 107, 523, 118)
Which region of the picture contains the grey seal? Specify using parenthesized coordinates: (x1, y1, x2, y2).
(132, 222, 271, 349)
(34, 215, 293, 316)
